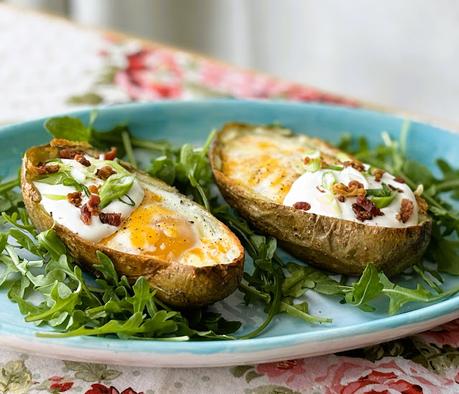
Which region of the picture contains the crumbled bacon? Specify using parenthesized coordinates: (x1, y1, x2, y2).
(74, 154, 91, 167)
(88, 185, 99, 194)
(343, 160, 365, 172)
(394, 176, 406, 184)
(79, 194, 101, 224)
(35, 163, 60, 175)
(67, 191, 82, 207)
(104, 147, 117, 160)
(337, 195, 345, 202)
(87, 194, 100, 214)
(293, 201, 311, 211)
(80, 204, 91, 225)
(372, 168, 385, 182)
(352, 196, 384, 222)
(332, 180, 366, 198)
(396, 199, 414, 223)
(96, 166, 116, 180)
(415, 195, 429, 215)
(59, 148, 82, 159)
(99, 212, 122, 226)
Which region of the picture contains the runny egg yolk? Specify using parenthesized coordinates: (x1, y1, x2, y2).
(105, 191, 199, 262)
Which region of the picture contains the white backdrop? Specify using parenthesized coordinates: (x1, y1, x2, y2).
(4, 0, 459, 124)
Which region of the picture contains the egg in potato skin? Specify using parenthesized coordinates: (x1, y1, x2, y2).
(209, 123, 432, 276)
(21, 139, 244, 308)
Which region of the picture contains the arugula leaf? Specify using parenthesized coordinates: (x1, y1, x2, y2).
(344, 264, 383, 311)
(280, 298, 331, 324)
(430, 237, 459, 275)
(379, 274, 437, 315)
(282, 263, 343, 297)
(44, 116, 91, 142)
(149, 131, 216, 210)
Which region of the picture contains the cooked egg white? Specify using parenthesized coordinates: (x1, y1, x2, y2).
(34, 156, 239, 267)
(283, 166, 418, 228)
(34, 156, 144, 242)
(101, 184, 240, 267)
(221, 131, 419, 228)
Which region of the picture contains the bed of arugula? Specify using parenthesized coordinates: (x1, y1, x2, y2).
(0, 114, 458, 341)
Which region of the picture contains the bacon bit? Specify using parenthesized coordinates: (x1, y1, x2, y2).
(332, 180, 366, 198)
(293, 201, 311, 211)
(74, 154, 91, 167)
(67, 191, 82, 207)
(343, 160, 365, 172)
(87, 194, 100, 215)
(337, 195, 346, 202)
(352, 196, 384, 222)
(35, 163, 60, 175)
(59, 148, 82, 159)
(99, 212, 122, 226)
(80, 204, 91, 225)
(372, 168, 385, 182)
(104, 147, 117, 160)
(394, 176, 406, 184)
(96, 166, 116, 180)
(88, 185, 99, 194)
(415, 195, 429, 215)
(396, 199, 414, 223)
(389, 184, 403, 193)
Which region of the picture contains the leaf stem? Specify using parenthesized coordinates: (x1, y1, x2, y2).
(121, 131, 137, 167)
(131, 138, 169, 151)
(0, 178, 19, 193)
(238, 271, 282, 339)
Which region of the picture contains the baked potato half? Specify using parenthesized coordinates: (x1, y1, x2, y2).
(21, 139, 244, 307)
(209, 123, 432, 276)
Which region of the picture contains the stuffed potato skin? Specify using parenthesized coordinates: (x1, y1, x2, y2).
(21, 140, 244, 307)
(209, 123, 432, 276)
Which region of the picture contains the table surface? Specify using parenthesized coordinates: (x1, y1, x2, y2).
(1, 4, 459, 394)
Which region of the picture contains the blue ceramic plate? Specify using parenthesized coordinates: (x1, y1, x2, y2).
(0, 100, 458, 367)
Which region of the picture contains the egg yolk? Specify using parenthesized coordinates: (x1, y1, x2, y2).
(103, 191, 199, 262)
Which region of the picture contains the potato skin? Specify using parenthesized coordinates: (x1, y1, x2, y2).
(21, 141, 244, 308)
(209, 123, 432, 276)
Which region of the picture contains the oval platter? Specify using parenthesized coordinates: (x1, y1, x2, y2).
(0, 100, 458, 367)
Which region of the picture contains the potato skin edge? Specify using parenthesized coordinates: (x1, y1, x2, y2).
(21, 142, 244, 308)
(209, 123, 432, 277)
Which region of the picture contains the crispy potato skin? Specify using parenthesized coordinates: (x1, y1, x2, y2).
(209, 123, 432, 276)
(21, 141, 244, 308)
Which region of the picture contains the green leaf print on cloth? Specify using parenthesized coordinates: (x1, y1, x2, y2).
(63, 361, 122, 382)
(0, 359, 32, 394)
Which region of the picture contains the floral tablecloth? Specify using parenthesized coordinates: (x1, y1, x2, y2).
(1, 4, 459, 394)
